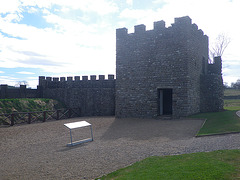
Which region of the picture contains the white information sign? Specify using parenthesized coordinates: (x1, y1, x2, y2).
(64, 121, 93, 146)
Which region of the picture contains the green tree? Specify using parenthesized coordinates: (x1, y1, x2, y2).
(231, 79, 240, 89)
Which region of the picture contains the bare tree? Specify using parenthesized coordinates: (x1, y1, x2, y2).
(209, 33, 231, 63)
(15, 81, 29, 87)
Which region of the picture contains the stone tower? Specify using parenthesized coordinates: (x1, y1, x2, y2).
(115, 16, 223, 118)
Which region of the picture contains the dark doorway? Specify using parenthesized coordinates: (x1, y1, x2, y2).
(158, 89, 172, 115)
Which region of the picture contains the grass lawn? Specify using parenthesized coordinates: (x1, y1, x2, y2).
(224, 99, 240, 108)
(97, 95, 240, 180)
(191, 99, 240, 136)
(97, 149, 240, 180)
(224, 89, 240, 97)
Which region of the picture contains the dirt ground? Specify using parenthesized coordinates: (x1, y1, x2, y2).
(1, 117, 240, 180)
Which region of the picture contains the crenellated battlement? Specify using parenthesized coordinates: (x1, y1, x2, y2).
(39, 75, 115, 89)
(208, 56, 222, 75)
(116, 16, 223, 118)
(38, 74, 116, 116)
(35, 16, 223, 119)
(116, 16, 206, 39)
(40, 74, 114, 82)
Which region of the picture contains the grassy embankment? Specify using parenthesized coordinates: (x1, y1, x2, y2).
(0, 98, 65, 125)
(193, 89, 240, 136)
(97, 149, 240, 180)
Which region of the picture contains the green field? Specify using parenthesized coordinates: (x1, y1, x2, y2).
(224, 89, 240, 97)
(98, 149, 240, 180)
(224, 99, 240, 109)
(192, 99, 240, 136)
(191, 88, 240, 136)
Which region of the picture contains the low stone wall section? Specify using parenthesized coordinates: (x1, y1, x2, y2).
(0, 85, 40, 99)
(39, 75, 115, 116)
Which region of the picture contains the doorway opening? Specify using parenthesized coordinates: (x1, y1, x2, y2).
(158, 89, 173, 116)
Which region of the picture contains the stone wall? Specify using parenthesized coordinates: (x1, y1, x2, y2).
(116, 16, 223, 118)
(39, 75, 115, 116)
(0, 85, 40, 99)
(10, 15, 222, 119)
(200, 56, 224, 112)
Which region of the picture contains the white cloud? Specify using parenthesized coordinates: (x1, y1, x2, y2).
(0, 76, 19, 86)
(0, 2, 117, 76)
(16, 71, 35, 74)
(0, 0, 21, 14)
(153, 0, 240, 45)
(126, 0, 133, 5)
(31, 0, 119, 15)
(26, 77, 38, 88)
(119, 8, 159, 32)
(153, 0, 167, 3)
(26, 6, 38, 14)
(20, 0, 52, 9)
(118, 0, 240, 85)
(0, 71, 4, 73)
(60, 0, 119, 15)
(0, 0, 239, 88)
(223, 74, 240, 86)
(120, 8, 153, 20)
(3, 13, 23, 22)
(27, 80, 38, 88)
(27, 76, 38, 80)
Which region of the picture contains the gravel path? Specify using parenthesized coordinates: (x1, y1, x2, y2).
(237, 110, 240, 117)
(1, 117, 240, 180)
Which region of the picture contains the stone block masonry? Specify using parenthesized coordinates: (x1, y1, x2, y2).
(39, 75, 115, 116)
(200, 56, 224, 112)
(0, 85, 41, 99)
(36, 16, 223, 119)
(116, 16, 223, 118)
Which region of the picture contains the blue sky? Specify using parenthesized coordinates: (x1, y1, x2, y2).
(0, 0, 239, 88)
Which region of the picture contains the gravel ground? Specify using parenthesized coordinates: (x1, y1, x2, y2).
(1, 116, 240, 180)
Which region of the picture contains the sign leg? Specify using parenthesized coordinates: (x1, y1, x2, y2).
(70, 129, 73, 145)
(90, 125, 93, 141)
